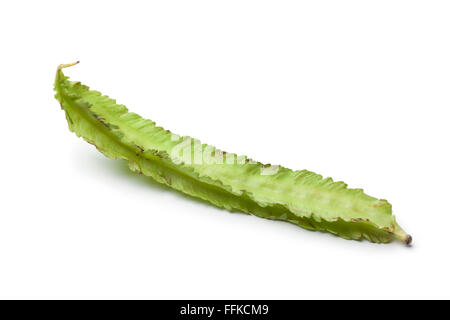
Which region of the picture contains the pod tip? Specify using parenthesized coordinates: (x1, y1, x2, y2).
(393, 221, 412, 246)
(403, 234, 413, 246)
(57, 61, 80, 71)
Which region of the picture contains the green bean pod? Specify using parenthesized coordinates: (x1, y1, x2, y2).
(54, 62, 411, 244)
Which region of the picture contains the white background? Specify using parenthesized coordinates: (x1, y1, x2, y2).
(0, 1, 449, 299)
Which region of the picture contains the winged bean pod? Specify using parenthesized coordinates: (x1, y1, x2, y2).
(54, 62, 411, 244)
